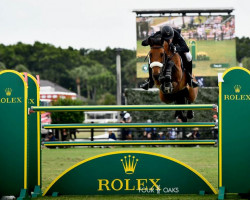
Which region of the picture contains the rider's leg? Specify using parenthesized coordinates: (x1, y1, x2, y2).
(160, 60, 174, 94)
(184, 52, 199, 88)
(140, 65, 154, 90)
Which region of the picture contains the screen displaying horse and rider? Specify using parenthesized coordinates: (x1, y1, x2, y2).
(136, 15, 236, 78)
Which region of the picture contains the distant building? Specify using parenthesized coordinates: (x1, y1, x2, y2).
(40, 80, 85, 102)
(39, 80, 85, 135)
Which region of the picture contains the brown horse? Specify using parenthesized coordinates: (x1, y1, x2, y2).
(148, 40, 198, 121)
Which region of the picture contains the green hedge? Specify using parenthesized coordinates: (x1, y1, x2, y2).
(125, 87, 218, 123)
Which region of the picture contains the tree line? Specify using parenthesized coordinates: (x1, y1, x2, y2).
(0, 42, 136, 104)
(0, 37, 249, 104)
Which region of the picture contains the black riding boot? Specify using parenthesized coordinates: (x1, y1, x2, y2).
(140, 66, 154, 90)
(159, 60, 174, 94)
(186, 61, 199, 88)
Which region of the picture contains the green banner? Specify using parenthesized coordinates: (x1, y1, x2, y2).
(219, 67, 250, 194)
(0, 70, 28, 197)
(26, 73, 41, 193)
(44, 151, 216, 196)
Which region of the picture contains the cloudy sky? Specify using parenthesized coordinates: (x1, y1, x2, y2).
(0, 0, 249, 50)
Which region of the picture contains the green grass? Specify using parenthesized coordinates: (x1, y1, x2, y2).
(193, 40, 237, 76)
(37, 147, 247, 200)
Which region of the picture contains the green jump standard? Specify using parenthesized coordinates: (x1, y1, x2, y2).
(43, 122, 215, 129)
(32, 104, 216, 112)
(44, 140, 216, 147)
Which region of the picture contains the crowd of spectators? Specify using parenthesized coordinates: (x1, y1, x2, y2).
(137, 15, 235, 41)
(177, 16, 235, 41)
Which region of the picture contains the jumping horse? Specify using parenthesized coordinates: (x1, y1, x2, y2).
(146, 37, 198, 122)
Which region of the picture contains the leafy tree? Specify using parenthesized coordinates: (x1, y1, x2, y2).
(97, 92, 116, 105)
(70, 63, 116, 102)
(15, 64, 30, 73)
(122, 58, 137, 89)
(0, 62, 6, 71)
(69, 65, 89, 99)
(236, 37, 250, 62)
(242, 57, 250, 70)
(51, 98, 84, 124)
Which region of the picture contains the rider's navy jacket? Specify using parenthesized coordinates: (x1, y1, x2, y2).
(151, 29, 189, 53)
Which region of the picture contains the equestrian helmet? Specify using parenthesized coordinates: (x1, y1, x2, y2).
(161, 26, 174, 40)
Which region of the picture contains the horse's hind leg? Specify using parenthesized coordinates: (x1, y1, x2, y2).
(187, 101, 194, 119)
(186, 85, 198, 119)
(175, 96, 187, 122)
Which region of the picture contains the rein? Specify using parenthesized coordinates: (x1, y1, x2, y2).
(149, 45, 176, 82)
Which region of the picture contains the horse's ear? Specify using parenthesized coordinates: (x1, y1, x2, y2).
(141, 38, 149, 46)
(147, 37, 153, 46)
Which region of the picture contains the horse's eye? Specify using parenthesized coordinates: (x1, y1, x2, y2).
(160, 53, 164, 57)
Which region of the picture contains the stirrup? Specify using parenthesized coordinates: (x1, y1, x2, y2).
(140, 80, 154, 90)
(187, 73, 199, 88)
(189, 80, 199, 88)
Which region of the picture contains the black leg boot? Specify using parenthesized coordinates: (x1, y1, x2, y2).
(186, 61, 199, 88)
(140, 66, 154, 90)
(160, 60, 174, 94)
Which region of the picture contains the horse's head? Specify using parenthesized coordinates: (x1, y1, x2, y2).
(146, 36, 166, 84)
(149, 45, 165, 83)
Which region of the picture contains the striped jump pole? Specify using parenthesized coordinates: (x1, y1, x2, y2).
(43, 122, 215, 129)
(32, 104, 216, 112)
(44, 140, 216, 147)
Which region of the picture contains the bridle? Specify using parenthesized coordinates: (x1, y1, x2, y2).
(145, 44, 176, 82)
(144, 44, 176, 67)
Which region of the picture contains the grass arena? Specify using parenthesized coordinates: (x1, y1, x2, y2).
(0, 67, 249, 200)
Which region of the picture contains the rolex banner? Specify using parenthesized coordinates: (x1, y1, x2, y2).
(0, 70, 28, 197)
(43, 151, 216, 195)
(219, 67, 250, 193)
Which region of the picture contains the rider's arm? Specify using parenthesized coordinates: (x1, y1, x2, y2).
(174, 30, 189, 53)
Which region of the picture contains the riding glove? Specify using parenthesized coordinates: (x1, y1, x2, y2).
(169, 43, 177, 53)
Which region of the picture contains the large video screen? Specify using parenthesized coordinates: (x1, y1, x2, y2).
(136, 15, 236, 78)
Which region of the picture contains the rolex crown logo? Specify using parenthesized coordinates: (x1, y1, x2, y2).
(121, 155, 138, 175)
(5, 88, 12, 96)
(234, 85, 241, 93)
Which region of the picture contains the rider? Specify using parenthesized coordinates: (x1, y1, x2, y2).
(140, 25, 199, 90)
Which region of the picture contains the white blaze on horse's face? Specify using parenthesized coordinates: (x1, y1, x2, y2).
(150, 62, 163, 68)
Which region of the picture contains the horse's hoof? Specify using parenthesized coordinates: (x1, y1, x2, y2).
(161, 82, 173, 94)
(175, 111, 187, 122)
(187, 110, 194, 119)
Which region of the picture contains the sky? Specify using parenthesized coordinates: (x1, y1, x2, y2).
(0, 0, 249, 50)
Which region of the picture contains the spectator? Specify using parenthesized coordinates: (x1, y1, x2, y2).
(143, 119, 157, 140)
(108, 129, 117, 140)
(168, 128, 177, 140)
(212, 114, 218, 140)
(176, 116, 186, 139)
(120, 112, 132, 140)
(192, 128, 200, 139)
(62, 129, 68, 141)
(158, 132, 166, 140)
(69, 129, 78, 140)
(45, 131, 56, 141)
